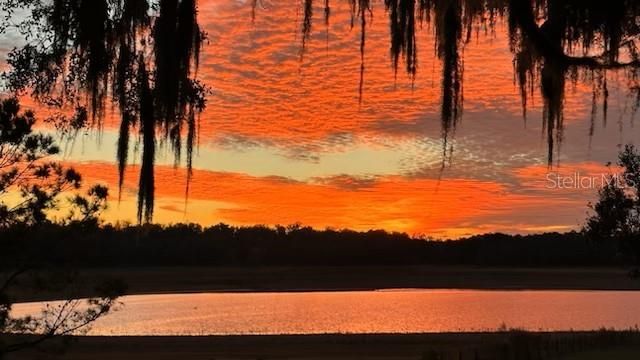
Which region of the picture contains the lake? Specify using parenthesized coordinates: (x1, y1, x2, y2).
(10, 289, 640, 335)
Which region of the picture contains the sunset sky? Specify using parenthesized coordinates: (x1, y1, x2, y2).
(2, 0, 638, 238)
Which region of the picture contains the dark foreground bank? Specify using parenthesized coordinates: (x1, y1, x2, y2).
(4, 331, 640, 360)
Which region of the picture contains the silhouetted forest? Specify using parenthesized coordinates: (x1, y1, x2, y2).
(0, 223, 618, 268)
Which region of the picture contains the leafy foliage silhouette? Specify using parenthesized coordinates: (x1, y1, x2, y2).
(0, 98, 108, 227)
(584, 145, 640, 269)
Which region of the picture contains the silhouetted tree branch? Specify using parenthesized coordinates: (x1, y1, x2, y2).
(0, 97, 121, 357)
(584, 145, 640, 271)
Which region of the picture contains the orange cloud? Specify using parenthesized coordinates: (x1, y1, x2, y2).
(513, 162, 619, 195)
(65, 160, 600, 238)
(5, 0, 628, 238)
(23, 0, 598, 147)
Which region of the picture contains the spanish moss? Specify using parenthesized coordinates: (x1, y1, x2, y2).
(296, 0, 640, 164)
(3, 0, 206, 223)
(137, 56, 155, 223)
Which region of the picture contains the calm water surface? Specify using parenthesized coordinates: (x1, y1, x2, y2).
(11, 290, 640, 335)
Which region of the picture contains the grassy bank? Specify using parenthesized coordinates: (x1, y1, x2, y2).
(9, 266, 640, 302)
(4, 331, 640, 360)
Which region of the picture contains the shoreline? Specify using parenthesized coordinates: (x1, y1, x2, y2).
(5, 331, 640, 359)
(10, 265, 640, 303)
(7, 266, 640, 358)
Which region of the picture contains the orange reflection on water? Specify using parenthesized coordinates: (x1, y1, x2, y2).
(12, 290, 640, 335)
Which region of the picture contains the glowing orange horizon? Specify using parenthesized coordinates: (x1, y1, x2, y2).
(64, 160, 604, 238)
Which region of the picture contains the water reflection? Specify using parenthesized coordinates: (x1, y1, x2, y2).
(12, 290, 640, 335)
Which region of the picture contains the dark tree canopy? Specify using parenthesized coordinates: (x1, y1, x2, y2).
(0, 97, 109, 227)
(584, 145, 640, 267)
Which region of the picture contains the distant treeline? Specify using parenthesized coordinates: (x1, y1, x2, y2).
(0, 223, 620, 268)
